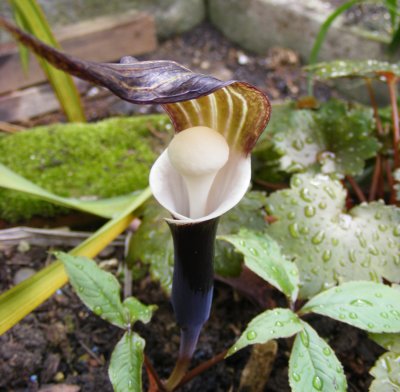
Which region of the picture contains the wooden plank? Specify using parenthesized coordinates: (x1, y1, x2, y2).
(0, 11, 157, 95)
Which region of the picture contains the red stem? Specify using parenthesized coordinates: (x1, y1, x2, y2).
(369, 155, 382, 202)
(387, 78, 400, 169)
(145, 355, 166, 392)
(365, 78, 384, 135)
(346, 176, 366, 203)
(174, 349, 228, 390)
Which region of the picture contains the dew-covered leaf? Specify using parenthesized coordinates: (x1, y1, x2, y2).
(301, 281, 400, 333)
(227, 308, 302, 356)
(127, 193, 268, 293)
(219, 229, 299, 301)
(109, 331, 145, 392)
(254, 100, 378, 178)
(122, 297, 156, 327)
(306, 60, 400, 81)
(369, 332, 400, 353)
(215, 191, 267, 277)
(370, 351, 400, 391)
(57, 252, 126, 328)
(266, 173, 400, 298)
(289, 321, 347, 392)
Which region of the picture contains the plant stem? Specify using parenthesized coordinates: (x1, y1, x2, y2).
(165, 327, 201, 391)
(369, 155, 382, 201)
(144, 355, 166, 392)
(346, 175, 366, 202)
(387, 77, 400, 169)
(365, 78, 384, 136)
(174, 349, 228, 390)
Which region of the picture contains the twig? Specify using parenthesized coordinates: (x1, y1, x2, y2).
(0, 121, 25, 133)
(369, 155, 382, 202)
(365, 78, 384, 135)
(174, 349, 228, 390)
(253, 178, 287, 190)
(387, 78, 400, 169)
(77, 338, 104, 366)
(346, 176, 366, 203)
(144, 355, 166, 392)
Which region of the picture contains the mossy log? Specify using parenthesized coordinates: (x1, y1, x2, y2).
(0, 115, 171, 222)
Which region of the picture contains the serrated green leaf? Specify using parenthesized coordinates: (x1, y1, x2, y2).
(255, 100, 378, 178)
(227, 308, 302, 356)
(266, 173, 400, 298)
(219, 229, 299, 301)
(306, 60, 400, 81)
(127, 199, 174, 293)
(301, 281, 400, 333)
(127, 192, 268, 293)
(370, 351, 400, 391)
(109, 331, 145, 392)
(289, 321, 347, 392)
(123, 297, 156, 326)
(57, 252, 126, 329)
(215, 191, 267, 277)
(369, 332, 400, 353)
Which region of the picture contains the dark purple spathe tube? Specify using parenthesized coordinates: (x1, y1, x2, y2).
(167, 218, 218, 329)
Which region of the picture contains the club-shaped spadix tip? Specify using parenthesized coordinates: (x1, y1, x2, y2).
(167, 126, 229, 219)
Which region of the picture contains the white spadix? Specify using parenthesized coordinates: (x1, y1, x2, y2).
(167, 126, 229, 219)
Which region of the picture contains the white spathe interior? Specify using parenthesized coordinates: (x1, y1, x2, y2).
(149, 149, 251, 223)
(167, 126, 230, 219)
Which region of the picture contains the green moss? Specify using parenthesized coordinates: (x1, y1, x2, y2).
(0, 115, 172, 222)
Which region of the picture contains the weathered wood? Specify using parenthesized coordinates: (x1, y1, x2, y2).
(0, 11, 157, 95)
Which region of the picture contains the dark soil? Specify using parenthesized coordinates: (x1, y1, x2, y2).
(0, 22, 383, 392)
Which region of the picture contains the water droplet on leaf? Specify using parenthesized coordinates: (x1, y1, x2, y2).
(246, 330, 257, 341)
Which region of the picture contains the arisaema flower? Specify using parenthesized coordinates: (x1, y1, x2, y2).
(0, 16, 271, 390)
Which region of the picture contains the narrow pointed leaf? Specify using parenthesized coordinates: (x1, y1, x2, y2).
(0, 17, 270, 155)
(300, 281, 400, 333)
(109, 332, 145, 392)
(123, 297, 157, 326)
(57, 252, 126, 328)
(289, 321, 347, 392)
(219, 229, 299, 302)
(7, 0, 85, 122)
(370, 351, 400, 391)
(306, 60, 400, 81)
(0, 163, 143, 218)
(0, 187, 151, 335)
(227, 308, 302, 356)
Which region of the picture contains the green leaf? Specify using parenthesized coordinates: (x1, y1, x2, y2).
(289, 321, 347, 392)
(7, 0, 86, 122)
(127, 192, 268, 293)
(369, 332, 400, 353)
(306, 60, 400, 81)
(215, 191, 267, 277)
(255, 100, 379, 177)
(109, 331, 145, 392)
(57, 252, 126, 329)
(266, 173, 400, 298)
(219, 229, 299, 301)
(301, 281, 400, 333)
(227, 308, 302, 356)
(123, 297, 156, 326)
(0, 187, 151, 334)
(127, 199, 174, 293)
(0, 162, 147, 218)
(370, 351, 400, 391)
